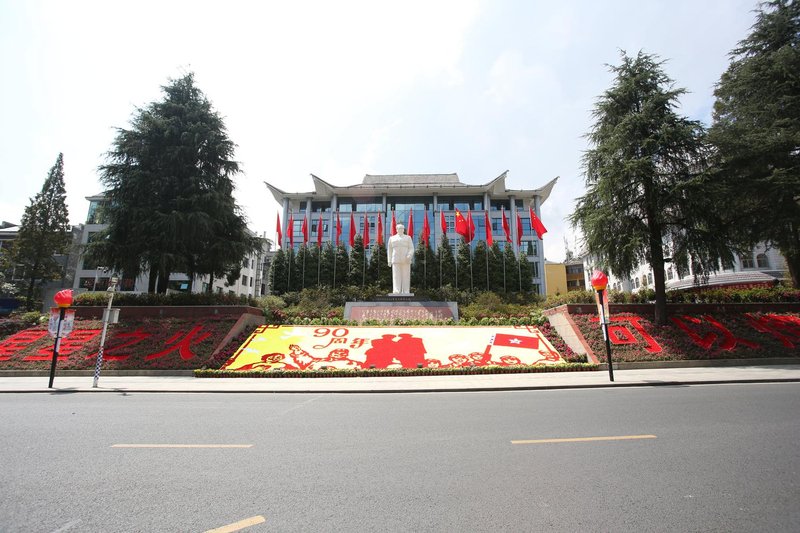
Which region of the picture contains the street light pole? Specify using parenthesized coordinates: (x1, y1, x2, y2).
(591, 270, 614, 382)
(92, 276, 118, 388)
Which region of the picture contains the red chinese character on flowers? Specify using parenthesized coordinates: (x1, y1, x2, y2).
(590, 316, 662, 353)
(746, 313, 800, 348)
(88, 328, 153, 361)
(26, 330, 102, 361)
(671, 315, 759, 351)
(312, 337, 347, 350)
(0, 330, 49, 360)
(144, 324, 212, 361)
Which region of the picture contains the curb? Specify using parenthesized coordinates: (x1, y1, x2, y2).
(4, 378, 800, 394)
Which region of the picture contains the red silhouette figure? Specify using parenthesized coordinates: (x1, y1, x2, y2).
(395, 333, 427, 367)
(363, 334, 398, 368)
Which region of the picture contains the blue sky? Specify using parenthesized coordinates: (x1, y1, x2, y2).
(0, 0, 757, 262)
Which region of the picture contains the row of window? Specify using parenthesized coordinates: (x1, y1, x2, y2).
(284, 212, 541, 241)
(307, 197, 529, 213)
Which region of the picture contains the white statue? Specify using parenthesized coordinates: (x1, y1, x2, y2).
(387, 223, 414, 294)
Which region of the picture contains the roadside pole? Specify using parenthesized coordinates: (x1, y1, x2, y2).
(92, 276, 119, 388)
(48, 289, 75, 388)
(591, 270, 614, 382)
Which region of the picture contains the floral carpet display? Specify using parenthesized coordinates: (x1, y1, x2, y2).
(221, 325, 564, 371)
(0, 317, 239, 370)
(569, 312, 800, 362)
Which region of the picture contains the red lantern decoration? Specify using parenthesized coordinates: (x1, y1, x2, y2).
(53, 289, 73, 308)
(590, 270, 608, 291)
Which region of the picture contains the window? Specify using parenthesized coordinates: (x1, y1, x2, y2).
(667, 268, 673, 281)
(436, 196, 482, 211)
(531, 261, 539, 278)
(86, 200, 108, 224)
(741, 256, 755, 269)
(241, 274, 248, 286)
(647, 273, 653, 285)
(250, 277, 254, 287)
(756, 253, 769, 269)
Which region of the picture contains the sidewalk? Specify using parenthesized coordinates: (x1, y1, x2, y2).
(1, 365, 799, 393)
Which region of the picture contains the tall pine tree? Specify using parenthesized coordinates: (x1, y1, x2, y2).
(571, 51, 729, 324)
(709, 0, 800, 286)
(94, 73, 256, 293)
(11, 154, 71, 309)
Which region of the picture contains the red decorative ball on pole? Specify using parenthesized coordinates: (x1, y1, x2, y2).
(590, 270, 608, 291)
(53, 289, 73, 308)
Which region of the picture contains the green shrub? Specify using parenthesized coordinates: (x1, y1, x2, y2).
(74, 291, 259, 307)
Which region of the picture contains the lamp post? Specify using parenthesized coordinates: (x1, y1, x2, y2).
(92, 276, 118, 388)
(48, 289, 74, 388)
(591, 270, 614, 382)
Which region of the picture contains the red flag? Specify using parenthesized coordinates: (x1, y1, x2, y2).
(484, 210, 492, 246)
(276, 213, 283, 248)
(407, 210, 414, 240)
(287, 213, 294, 247)
(440, 210, 447, 234)
(335, 212, 342, 245)
(363, 214, 370, 248)
(529, 206, 548, 240)
(455, 209, 469, 240)
(515, 211, 523, 246)
(492, 332, 539, 350)
(377, 213, 384, 245)
(421, 212, 430, 246)
(316, 216, 323, 247)
(391, 210, 397, 236)
(349, 212, 356, 247)
(466, 210, 476, 243)
(501, 207, 511, 243)
(301, 215, 309, 244)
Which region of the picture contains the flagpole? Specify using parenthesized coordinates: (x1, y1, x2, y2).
(332, 212, 337, 290)
(362, 214, 366, 288)
(485, 246, 490, 290)
(438, 211, 443, 289)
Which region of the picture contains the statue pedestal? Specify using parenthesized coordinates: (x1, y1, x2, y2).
(344, 300, 458, 322)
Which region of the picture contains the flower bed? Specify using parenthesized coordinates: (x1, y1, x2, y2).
(0, 316, 239, 370)
(568, 311, 800, 362)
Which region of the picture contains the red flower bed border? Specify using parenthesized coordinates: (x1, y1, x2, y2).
(545, 304, 800, 363)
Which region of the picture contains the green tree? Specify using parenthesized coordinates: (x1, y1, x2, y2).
(488, 242, 505, 292)
(94, 73, 255, 293)
(268, 248, 288, 294)
(411, 240, 437, 290)
(319, 242, 335, 287)
(437, 234, 456, 288)
(518, 254, 533, 292)
(333, 243, 349, 288)
(708, 0, 800, 286)
(368, 242, 391, 291)
(455, 240, 473, 291)
(472, 240, 490, 291)
(502, 244, 519, 292)
(10, 154, 71, 310)
(570, 51, 728, 325)
(348, 235, 366, 286)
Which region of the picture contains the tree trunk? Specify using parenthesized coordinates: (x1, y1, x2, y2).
(25, 275, 37, 311)
(147, 267, 158, 293)
(156, 267, 170, 293)
(207, 274, 214, 293)
(785, 249, 800, 288)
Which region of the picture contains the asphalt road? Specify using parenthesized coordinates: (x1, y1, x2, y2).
(1, 383, 798, 532)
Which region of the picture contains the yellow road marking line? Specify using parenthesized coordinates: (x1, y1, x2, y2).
(512, 434, 657, 444)
(111, 444, 253, 448)
(204, 515, 266, 533)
